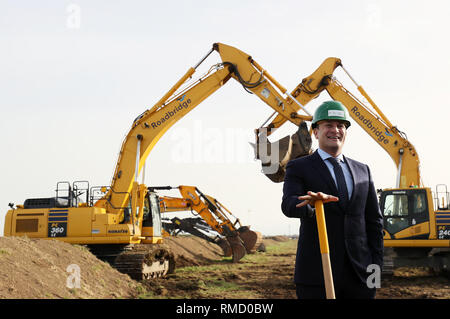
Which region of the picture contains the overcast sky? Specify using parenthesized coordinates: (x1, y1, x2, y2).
(1, 1, 450, 236)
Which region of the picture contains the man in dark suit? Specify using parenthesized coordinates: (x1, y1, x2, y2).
(281, 100, 384, 299)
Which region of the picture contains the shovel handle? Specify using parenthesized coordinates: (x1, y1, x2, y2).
(314, 200, 336, 299)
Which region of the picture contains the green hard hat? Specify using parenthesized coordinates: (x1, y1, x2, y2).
(312, 100, 351, 128)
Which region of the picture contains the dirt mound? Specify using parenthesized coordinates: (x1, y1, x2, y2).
(0, 236, 140, 299)
(377, 267, 450, 299)
(0, 235, 225, 299)
(161, 236, 224, 267)
(266, 235, 290, 242)
(261, 235, 290, 248)
(161, 235, 283, 267)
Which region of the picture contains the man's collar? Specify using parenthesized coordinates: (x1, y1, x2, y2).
(317, 148, 344, 162)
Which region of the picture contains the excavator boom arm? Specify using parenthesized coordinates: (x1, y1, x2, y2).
(99, 66, 232, 215)
(263, 58, 421, 188)
(177, 186, 235, 235)
(99, 43, 314, 217)
(156, 185, 263, 261)
(325, 79, 420, 188)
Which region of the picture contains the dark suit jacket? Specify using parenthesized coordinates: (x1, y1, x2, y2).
(281, 150, 383, 286)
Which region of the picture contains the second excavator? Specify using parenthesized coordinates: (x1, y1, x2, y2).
(151, 185, 262, 262)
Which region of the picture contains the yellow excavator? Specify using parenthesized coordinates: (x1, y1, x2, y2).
(151, 185, 263, 262)
(257, 57, 450, 274)
(4, 42, 313, 279)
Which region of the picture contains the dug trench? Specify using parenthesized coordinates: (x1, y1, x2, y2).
(0, 235, 450, 299)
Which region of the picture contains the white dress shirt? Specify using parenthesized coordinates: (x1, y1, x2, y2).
(317, 148, 354, 200)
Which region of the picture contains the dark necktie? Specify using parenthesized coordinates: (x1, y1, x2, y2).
(328, 157, 349, 209)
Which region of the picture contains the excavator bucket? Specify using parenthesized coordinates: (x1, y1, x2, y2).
(217, 229, 263, 261)
(162, 217, 247, 262)
(238, 226, 263, 254)
(217, 238, 233, 257)
(225, 234, 247, 263)
(251, 121, 312, 183)
(217, 236, 248, 263)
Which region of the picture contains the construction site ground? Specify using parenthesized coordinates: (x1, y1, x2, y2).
(0, 235, 450, 299)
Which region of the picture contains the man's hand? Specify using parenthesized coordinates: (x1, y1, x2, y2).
(296, 191, 339, 208)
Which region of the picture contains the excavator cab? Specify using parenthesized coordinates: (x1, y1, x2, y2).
(380, 188, 432, 239)
(380, 186, 450, 274)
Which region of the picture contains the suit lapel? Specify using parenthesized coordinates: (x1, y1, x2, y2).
(309, 150, 339, 195)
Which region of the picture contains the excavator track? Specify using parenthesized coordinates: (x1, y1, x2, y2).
(88, 244, 175, 280)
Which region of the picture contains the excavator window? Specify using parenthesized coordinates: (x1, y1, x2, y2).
(142, 193, 163, 237)
(142, 195, 153, 227)
(149, 193, 162, 236)
(412, 192, 427, 214)
(383, 193, 409, 234)
(142, 197, 150, 225)
(381, 189, 430, 236)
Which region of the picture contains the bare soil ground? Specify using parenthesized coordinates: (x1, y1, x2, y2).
(378, 267, 450, 299)
(0, 236, 141, 299)
(1, 235, 450, 299)
(145, 235, 297, 299)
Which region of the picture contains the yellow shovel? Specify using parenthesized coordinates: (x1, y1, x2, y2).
(314, 200, 336, 299)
